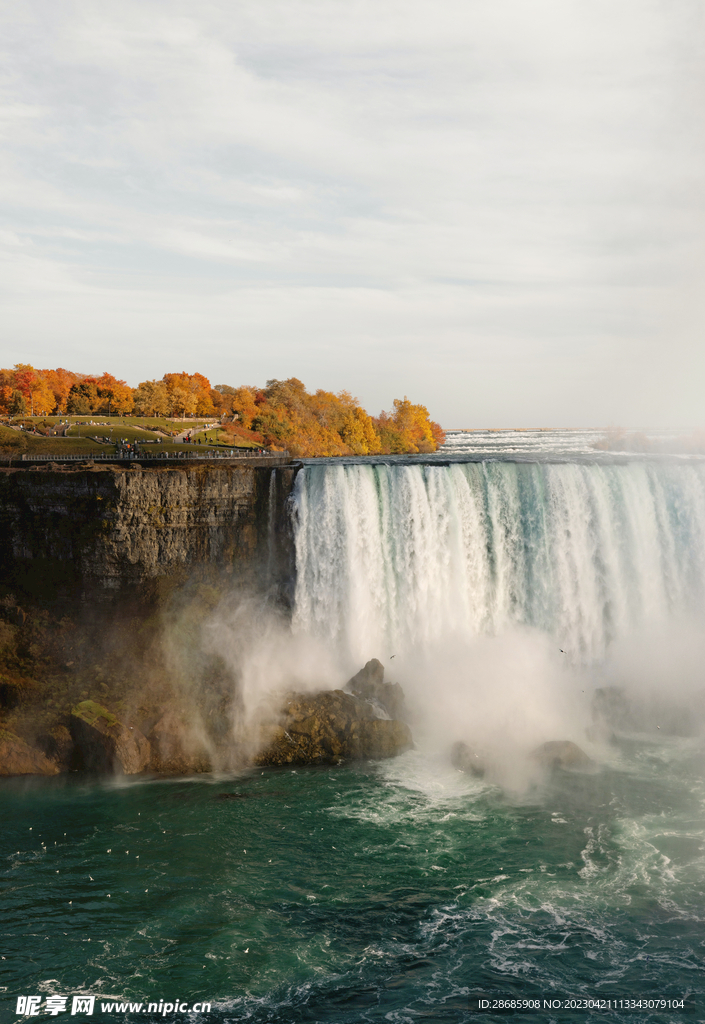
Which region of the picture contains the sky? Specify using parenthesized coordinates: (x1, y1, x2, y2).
(1, 0, 703, 428)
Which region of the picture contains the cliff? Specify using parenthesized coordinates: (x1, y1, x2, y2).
(0, 458, 302, 776)
(0, 461, 418, 777)
(0, 458, 298, 602)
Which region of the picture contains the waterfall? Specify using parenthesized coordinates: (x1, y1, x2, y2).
(291, 460, 705, 665)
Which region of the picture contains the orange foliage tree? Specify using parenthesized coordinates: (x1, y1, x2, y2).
(374, 397, 445, 454)
(40, 368, 82, 413)
(162, 372, 213, 418)
(213, 377, 443, 457)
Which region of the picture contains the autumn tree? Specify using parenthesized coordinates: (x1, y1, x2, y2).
(208, 389, 225, 416)
(133, 380, 170, 417)
(40, 368, 81, 412)
(240, 378, 384, 456)
(162, 372, 213, 418)
(30, 378, 55, 415)
(66, 379, 99, 414)
(340, 405, 383, 455)
(11, 364, 36, 401)
(95, 373, 134, 414)
(9, 390, 27, 416)
(0, 385, 13, 415)
(374, 397, 445, 454)
(227, 386, 259, 428)
(8, 364, 56, 415)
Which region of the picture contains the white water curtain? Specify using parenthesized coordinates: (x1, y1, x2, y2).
(292, 461, 705, 665)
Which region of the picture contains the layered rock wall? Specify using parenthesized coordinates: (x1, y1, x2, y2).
(0, 460, 298, 601)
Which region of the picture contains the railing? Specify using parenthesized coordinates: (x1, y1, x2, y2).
(0, 450, 290, 464)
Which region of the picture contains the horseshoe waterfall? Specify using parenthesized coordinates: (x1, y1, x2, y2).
(293, 459, 705, 664)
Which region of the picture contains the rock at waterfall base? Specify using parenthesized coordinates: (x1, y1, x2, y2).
(530, 740, 592, 770)
(70, 700, 150, 774)
(346, 658, 406, 720)
(450, 741, 486, 777)
(253, 689, 413, 766)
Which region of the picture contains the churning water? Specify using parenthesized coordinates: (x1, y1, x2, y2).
(3, 438, 705, 1022)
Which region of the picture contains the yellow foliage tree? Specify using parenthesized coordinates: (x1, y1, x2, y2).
(134, 380, 170, 416)
(163, 372, 212, 418)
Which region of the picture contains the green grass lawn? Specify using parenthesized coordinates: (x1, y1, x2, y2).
(0, 416, 268, 458)
(14, 415, 215, 435)
(65, 424, 162, 443)
(0, 424, 104, 456)
(0, 425, 261, 459)
(112, 416, 214, 432)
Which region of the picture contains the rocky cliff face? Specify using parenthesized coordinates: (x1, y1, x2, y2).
(0, 466, 422, 778)
(0, 459, 302, 776)
(0, 459, 298, 601)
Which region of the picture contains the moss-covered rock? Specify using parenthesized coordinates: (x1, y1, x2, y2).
(253, 688, 413, 766)
(70, 699, 150, 774)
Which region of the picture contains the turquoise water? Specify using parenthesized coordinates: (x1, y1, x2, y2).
(3, 740, 704, 1023)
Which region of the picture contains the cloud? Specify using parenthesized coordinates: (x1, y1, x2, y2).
(0, 0, 703, 425)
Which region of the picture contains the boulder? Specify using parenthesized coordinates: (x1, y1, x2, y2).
(450, 740, 486, 777)
(346, 658, 406, 720)
(253, 688, 413, 766)
(0, 730, 59, 776)
(530, 740, 592, 770)
(70, 700, 150, 774)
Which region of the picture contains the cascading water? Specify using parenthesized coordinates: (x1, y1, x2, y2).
(292, 460, 705, 665)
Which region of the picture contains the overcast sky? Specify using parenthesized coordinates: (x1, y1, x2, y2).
(1, 0, 703, 427)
